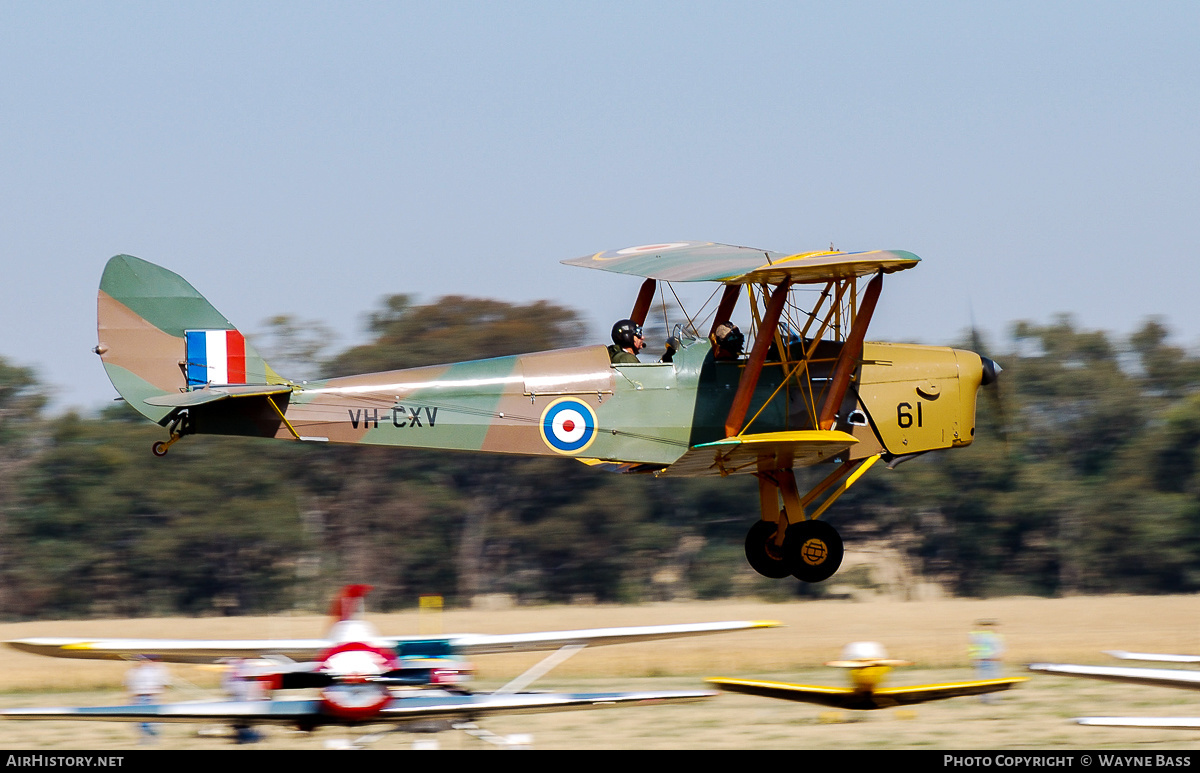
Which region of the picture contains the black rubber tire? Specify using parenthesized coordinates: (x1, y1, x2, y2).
(783, 520, 844, 583)
(744, 520, 792, 579)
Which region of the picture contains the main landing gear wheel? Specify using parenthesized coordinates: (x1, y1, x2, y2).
(744, 520, 792, 579)
(783, 520, 844, 583)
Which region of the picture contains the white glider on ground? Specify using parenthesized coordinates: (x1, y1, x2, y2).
(3, 585, 777, 746)
(1030, 655, 1200, 729)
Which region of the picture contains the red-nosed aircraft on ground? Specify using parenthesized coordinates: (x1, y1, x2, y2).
(95, 242, 999, 584)
(3, 585, 775, 746)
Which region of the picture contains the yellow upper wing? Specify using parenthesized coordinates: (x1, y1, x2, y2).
(562, 242, 919, 285)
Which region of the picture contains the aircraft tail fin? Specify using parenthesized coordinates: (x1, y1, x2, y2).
(329, 584, 373, 623)
(96, 255, 285, 424)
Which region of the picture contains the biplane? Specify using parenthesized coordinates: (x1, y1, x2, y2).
(95, 242, 999, 583)
(709, 641, 1024, 711)
(3, 585, 769, 746)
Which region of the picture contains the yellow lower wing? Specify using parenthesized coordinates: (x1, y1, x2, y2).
(657, 431, 858, 478)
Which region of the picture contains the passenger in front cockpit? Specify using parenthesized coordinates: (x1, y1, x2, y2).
(710, 321, 745, 361)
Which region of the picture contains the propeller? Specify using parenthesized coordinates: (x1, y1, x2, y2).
(968, 316, 1010, 450)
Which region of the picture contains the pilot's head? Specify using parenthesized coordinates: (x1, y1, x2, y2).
(710, 321, 744, 356)
(612, 319, 645, 353)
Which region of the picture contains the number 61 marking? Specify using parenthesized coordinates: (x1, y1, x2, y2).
(897, 401, 923, 428)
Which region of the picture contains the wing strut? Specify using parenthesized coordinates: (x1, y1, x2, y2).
(493, 644, 587, 695)
(817, 272, 883, 430)
(725, 279, 792, 437)
(630, 279, 656, 325)
(709, 284, 741, 337)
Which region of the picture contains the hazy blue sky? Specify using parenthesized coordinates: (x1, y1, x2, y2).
(3, 2, 1198, 409)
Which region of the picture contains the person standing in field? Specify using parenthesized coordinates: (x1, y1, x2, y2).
(125, 655, 170, 742)
(968, 619, 1006, 703)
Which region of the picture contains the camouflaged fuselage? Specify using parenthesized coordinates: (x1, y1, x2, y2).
(261, 340, 785, 466)
(98, 254, 985, 473)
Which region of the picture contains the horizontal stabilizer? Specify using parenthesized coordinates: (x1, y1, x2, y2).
(657, 430, 857, 478)
(144, 384, 293, 408)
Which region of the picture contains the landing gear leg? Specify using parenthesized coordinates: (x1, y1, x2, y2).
(771, 468, 843, 582)
(745, 474, 791, 579)
(747, 456, 880, 584)
(151, 411, 191, 457)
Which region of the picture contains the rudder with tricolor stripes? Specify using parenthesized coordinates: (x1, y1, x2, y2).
(96, 255, 284, 423)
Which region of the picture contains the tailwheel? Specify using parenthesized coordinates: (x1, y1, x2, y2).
(151, 434, 181, 457)
(783, 520, 844, 583)
(744, 520, 791, 579)
(152, 411, 190, 457)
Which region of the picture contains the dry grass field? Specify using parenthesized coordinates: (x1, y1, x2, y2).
(4, 594, 1200, 750)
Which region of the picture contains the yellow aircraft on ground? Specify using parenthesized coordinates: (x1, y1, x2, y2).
(710, 641, 1025, 710)
(96, 242, 999, 584)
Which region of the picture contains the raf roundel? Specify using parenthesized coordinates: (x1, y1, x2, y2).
(539, 397, 599, 455)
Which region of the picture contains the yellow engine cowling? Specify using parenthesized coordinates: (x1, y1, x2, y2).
(855, 342, 985, 456)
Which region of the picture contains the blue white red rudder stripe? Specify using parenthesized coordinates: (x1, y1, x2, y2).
(185, 329, 247, 387)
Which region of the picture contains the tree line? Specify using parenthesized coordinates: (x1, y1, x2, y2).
(1, 297, 1199, 619)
